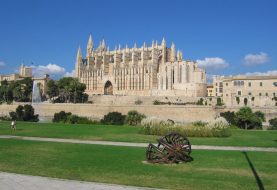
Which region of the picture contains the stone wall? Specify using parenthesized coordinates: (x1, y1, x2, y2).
(0, 103, 276, 122)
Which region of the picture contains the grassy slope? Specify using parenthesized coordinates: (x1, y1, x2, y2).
(0, 121, 276, 147)
(0, 139, 276, 190)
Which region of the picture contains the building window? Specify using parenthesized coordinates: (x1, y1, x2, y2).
(238, 91, 241, 96)
(216, 83, 218, 86)
(226, 94, 228, 96)
(241, 81, 244, 86)
(226, 82, 228, 86)
(248, 92, 252, 95)
(219, 88, 223, 93)
(219, 82, 223, 87)
(273, 93, 276, 97)
(266, 93, 268, 96)
(260, 82, 263, 86)
(234, 81, 237, 86)
(248, 82, 251, 87)
(259, 93, 262, 96)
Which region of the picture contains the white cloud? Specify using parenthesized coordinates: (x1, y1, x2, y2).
(244, 52, 269, 66)
(0, 61, 5, 67)
(244, 70, 277, 76)
(196, 57, 229, 72)
(32, 63, 66, 77)
(64, 70, 75, 77)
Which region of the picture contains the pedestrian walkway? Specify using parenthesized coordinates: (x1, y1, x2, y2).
(0, 135, 277, 152)
(0, 172, 160, 190)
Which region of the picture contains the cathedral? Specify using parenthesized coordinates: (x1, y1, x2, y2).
(75, 35, 207, 97)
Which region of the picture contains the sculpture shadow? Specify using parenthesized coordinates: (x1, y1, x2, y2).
(242, 151, 264, 190)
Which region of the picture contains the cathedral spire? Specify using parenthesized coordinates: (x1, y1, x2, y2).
(170, 42, 176, 62)
(162, 37, 166, 47)
(86, 35, 93, 57)
(77, 46, 82, 61)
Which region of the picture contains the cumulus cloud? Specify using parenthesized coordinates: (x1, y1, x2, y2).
(32, 63, 66, 77)
(64, 70, 75, 77)
(244, 52, 269, 66)
(0, 61, 5, 67)
(244, 70, 277, 76)
(196, 57, 229, 72)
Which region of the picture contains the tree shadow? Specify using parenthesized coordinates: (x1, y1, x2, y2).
(242, 151, 264, 190)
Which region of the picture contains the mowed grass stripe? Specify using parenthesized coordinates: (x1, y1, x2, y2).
(0, 139, 276, 190)
(0, 121, 277, 147)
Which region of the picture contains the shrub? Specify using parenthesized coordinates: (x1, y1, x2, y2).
(53, 111, 72, 123)
(140, 117, 231, 137)
(101, 112, 126, 125)
(234, 107, 262, 130)
(153, 100, 160, 105)
(135, 99, 143, 105)
(52, 111, 98, 124)
(196, 98, 204, 105)
(268, 118, 277, 130)
(216, 98, 223, 106)
(220, 111, 236, 125)
(9, 104, 39, 122)
(125, 110, 145, 126)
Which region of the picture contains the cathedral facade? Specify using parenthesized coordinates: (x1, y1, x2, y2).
(75, 35, 207, 97)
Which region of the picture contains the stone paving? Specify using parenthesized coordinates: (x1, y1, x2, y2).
(1, 135, 277, 152)
(0, 172, 161, 190)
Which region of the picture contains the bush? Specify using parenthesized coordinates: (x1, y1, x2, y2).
(101, 112, 126, 125)
(268, 118, 277, 130)
(220, 111, 236, 125)
(53, 111, 72, 123)
(135, 99, 143, 105)
(196, 98, 204, 105)
(125, 110, 145, 126)
(9, 104, 39, 122)
(140, 117, 231, 137)
(52, 111, 98, 124)
(216, 98, 223, 106)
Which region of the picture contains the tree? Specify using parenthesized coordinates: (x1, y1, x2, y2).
(55, 77, 87, 103)
(46, 80, 58, 101)
(234, 107, 262, 130)
(254, 111, 265, 122)
(220, 111, 236, 125)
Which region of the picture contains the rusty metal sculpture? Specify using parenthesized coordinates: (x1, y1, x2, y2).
(146, 133, 193, 164)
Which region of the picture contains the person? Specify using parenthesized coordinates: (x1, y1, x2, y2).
(11, 120, 16, 131)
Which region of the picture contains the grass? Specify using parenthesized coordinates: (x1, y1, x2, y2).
(0, 121, 277, 147)
(0, 138, 276, 190)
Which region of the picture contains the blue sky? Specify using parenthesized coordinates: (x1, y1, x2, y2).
(0, 0, 276, 80)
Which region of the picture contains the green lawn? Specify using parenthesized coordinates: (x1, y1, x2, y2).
(0, 139, 276, 190)
(0, 121, 277, 147)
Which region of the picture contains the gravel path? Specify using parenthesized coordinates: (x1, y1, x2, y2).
(0, 172, 161, 190)
(1, 135, 277, 152)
